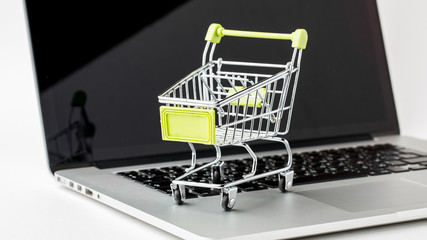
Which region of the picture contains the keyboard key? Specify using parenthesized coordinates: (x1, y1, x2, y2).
(409, 165, 427, 171)
(387, 166, 409, 173)
(402, 157, 427, 164)
(399, 152, 420, 159)
(385, 160, 407, 166)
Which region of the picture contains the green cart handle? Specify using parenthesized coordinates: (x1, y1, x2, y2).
(205, 23, 308, 49)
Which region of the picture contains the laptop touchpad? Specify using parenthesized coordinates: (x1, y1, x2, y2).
(297, 179, 427, 212)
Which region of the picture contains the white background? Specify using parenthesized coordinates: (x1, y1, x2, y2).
(0, 0, 427, 239)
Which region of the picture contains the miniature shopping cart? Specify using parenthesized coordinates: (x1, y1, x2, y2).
(158, 23, 308, 210)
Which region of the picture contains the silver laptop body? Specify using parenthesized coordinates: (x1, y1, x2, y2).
(55, 135, 427, 240)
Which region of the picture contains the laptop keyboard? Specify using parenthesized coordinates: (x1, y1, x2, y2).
(117, 144, 427, 198)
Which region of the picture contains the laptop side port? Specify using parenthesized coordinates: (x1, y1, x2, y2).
(85, 188, 93, 197)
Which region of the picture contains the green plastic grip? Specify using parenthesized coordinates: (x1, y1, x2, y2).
(205, 23, 308, 49)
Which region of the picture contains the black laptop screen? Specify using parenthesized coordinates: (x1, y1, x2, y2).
(25, 0, 398, 170)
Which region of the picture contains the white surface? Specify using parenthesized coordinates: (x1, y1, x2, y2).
(0, 0, 427, 239)
(377, 0, 427, 140)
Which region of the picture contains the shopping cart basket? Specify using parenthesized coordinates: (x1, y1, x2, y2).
(158, 23, 308, 210)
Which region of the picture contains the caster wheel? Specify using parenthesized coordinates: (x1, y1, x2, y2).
(172, 185, 184, 204)
(212, 165, 222, 184)
(221, 193, 235, 211)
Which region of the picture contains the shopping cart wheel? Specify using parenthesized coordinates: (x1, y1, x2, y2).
(278, 170, 294, 193)
(212, 168, 221, 183)
(171, 184, 184, 204)
(221, 187, 238, 211)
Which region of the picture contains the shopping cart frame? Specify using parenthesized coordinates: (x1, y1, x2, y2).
(158, 24, 307, 210)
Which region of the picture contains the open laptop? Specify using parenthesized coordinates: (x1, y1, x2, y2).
(24, 0, 427, 239)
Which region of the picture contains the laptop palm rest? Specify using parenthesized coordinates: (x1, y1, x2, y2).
(297, 179, 427, 212)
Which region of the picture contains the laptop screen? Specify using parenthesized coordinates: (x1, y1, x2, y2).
(25, 0, 398, 171)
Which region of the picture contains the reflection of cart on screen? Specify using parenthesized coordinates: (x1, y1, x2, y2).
(158, 23, 308, 210)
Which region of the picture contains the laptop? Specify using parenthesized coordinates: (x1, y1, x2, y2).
(24, 0, 427, 239)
